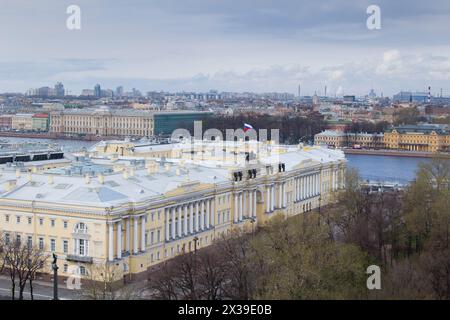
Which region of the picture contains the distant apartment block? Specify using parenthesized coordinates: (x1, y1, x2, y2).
(12, 113, 34, 131)
(0, 114, 13, 130)
(32, 113, 50, 131)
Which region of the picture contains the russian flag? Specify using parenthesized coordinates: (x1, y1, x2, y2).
(243, 123, 254, 132)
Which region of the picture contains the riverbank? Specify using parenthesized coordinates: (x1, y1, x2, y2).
(0, 131, 119, 141)
(343, 148, 450, 159)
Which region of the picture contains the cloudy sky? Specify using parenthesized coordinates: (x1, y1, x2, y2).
(1, 0, 450, 96)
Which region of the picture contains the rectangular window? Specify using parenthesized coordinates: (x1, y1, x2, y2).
(39, 238, 44, 250)
(151, 231, 154, 244)
(5, 233, 10, 245)
(5, 215, 9, 222)
(16, 216, 21, 224)
(64, 264, 68, 273)
(39, 218, 43, 226)
(28, 217, 32, 224)
(63, 221, 68, 229)
(63, 240, 68, 254)
(79, 239, 85, 256)
(51, 219, 55, 227)
(16, 234, 21, 245)
(27, 236, 32, 248)
(50, 239, 56, 252)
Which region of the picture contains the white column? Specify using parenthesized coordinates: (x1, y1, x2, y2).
(171, 207, 176, 240)
(234, 193, 239, 222)
(243, 191, 247, 218)
(283, 182, 286, 207)
(195, 202, 200, 231)
(126, 219, 130, 253)
(211, 199, 215, 226)
(206, 199, 210, 228)
(134, 216, 139, 254)
(248, 191, 253, 219)
(117, 221, 122, 259)
(165, 209, 170, 242)
(141, 215, 146, 251)
(295, 178, 298, 202)
(266, 187, 270, 213)
(200, 201, 205, 230)
(317, 173, 320, 195)
(108, 222, 114, 261)
(239, 192, 243, 221)
(271, 185, 275, 211)
(184, 205, 188, 235)
(278, 183, 282, 208)
(177, 206, 182, 237)
(303, 176, 308, 199)
(253, 190, 257, 217)
(189, 203, 194, 233)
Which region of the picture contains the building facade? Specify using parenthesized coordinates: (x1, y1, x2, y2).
(11, 114, 34, 131)
(0, 115, 13, 130)
(49, 107, 154, 137)
(315, 130, 384, 149)
(32, 114, 49, 131)
(0, 140, 346, 283)
(384, 124, 450, 152)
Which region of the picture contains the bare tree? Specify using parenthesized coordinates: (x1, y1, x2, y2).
(0, 232, 49, 300)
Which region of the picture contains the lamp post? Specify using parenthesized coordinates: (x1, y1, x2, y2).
(51, 253, 58, 300)
(193, 236, 199, 255)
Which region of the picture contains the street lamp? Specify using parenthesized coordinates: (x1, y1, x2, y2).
(193, 236, 199, 254)
(51, 253, 58, 300)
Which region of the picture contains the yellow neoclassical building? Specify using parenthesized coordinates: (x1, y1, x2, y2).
(383, 124, 450, 152)
(0, 140, 346, 284)
(49, 107, 154, 137)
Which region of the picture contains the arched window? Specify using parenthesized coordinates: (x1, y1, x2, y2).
(74, 222, 87, 234)
(73, 222, 89, 256)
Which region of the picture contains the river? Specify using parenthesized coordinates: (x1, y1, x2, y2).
(346, 154, 430, 185)
(1, 137, 431, 185)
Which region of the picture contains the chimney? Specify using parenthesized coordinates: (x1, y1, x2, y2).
(47, 175, 54, 185)
(98, 173, 105, 184)
(85, 175, 91, 184)
(130, 168, 135, 177)
(16, 169, 21, 178)
(123, 170, 129, 179)
(27, 172, 32, 182)
(176, 168, 180, 176)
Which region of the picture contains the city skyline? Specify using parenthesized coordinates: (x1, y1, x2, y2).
(0, 0, 450, 95)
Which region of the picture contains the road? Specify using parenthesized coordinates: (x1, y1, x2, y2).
(0, 276, 80, 300)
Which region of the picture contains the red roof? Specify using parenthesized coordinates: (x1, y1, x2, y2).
(33, 113, 49, 118)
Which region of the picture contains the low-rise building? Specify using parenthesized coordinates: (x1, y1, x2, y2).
(32, 113, 49, 131)
(11, 113, 33, 131)
(0, 115, 13, 130)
